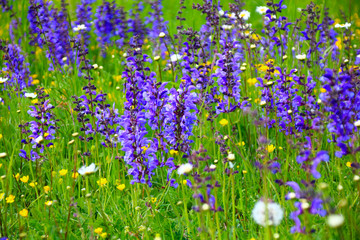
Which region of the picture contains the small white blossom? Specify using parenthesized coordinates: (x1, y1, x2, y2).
(287, 192, 296, 199)
(354, 120, 360, 127)
(0, 153, 7, 158)
(177, 163, 193, 175)
(256, 6, 269, 14)
(222, 24, 233, 30)
(73, 24, 86, 32)
(252, 200, 284, 226)
(202, 203, 210, 211)
(34, 135, 44, 144)
(239, 10, 250, 20)
(24, 92, 37, 98)
(0, 77, 8, 84)
(170, 54, 182, 62)
(159, 32, 166, 38)
(335, 23, 351, 29)
(92, 64, 99, 69)
(209, 164, 216, 170)
(229, 162, 235, 169)
(327, 214, 344, 228)
(227, 152, 235, 161)
(354, 175, 360, 182)
(296, 54, 306, 60)
(78, 163, 99, 176)
(219, 10, 225, 16)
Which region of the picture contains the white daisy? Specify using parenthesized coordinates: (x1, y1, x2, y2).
(256, 6, 269, 14)
(354, 120, 360, 127)
(177, 163, 193, 175)
(24, 92, 37, 98)
(0, 77, 8, 84)
(170, 54, 182, 62)
(239, 10, 250, 20)
(296, 54, 306, 61)
(78, 163, 99, 176)
(73, 24, 87, 32)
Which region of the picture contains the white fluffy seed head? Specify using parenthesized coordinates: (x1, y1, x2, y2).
(252, 200, 283, 227)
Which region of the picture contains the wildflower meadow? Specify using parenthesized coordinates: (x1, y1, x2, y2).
(0, 0, 360, 239)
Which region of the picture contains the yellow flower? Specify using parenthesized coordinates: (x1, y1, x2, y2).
(72, 172, 79, 179)
(44, 186, 50, 193)
(14, 173, 20, 180)
(335, 37, 342, 49)
(19, 209, 28, 217)
(320, 88, 326, 93)
(31, 99, 38, 104)
(94, 227, 103, 234)
(0, 134, 2, 140)
(169, 149, 178, 155)
(100, 233, 108, 238)
(6, 194, 15, 203)
(0, 193, 4, 201)
(219, 119, 228, 126)
(32, 79, 40, 85)
(247, 78, 257, 86)
(151, 197, 157, 203)
(45, 201, 53, 206)
(58, 178, 63, 184)
(346, 162, 352, 167)
(278, 146, 283, 150)
(251, 33, 261, 41)
(97, 178, 108, 187)
(266, 59, 274, 65)
(242, 170, 248, 174)
(117, 184, 125, 191)
(182, 180, 188, 185)
(237, 141, 245, 147)
(29, 182, 38, 188)
(59, 169, 68, 176)
(266, 144, 276, 153)
(141, 145, 149, 153)
(20, 175, 29, 183)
